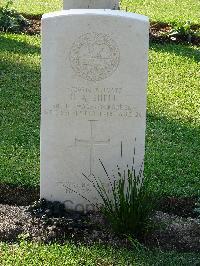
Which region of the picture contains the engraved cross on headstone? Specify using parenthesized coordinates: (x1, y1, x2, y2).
(75, 120, 110, 177)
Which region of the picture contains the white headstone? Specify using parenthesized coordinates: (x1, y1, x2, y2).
(63, 0, 119, 10)
(41, 9, 149, 212)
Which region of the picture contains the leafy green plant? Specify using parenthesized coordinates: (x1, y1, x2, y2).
(0, 0, 29, 33)
(169, 21, 198, 42)
(84, 160, 157, 237)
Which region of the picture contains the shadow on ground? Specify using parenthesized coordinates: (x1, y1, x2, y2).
(145, 112, 200, 196)
(0, 34, 40, 55)
(150, 43, 200, 62)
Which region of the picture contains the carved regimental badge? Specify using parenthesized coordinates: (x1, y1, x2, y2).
(70, 32, 120, 82)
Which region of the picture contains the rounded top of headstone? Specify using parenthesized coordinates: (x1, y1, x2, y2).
(63, 0, 119, 10)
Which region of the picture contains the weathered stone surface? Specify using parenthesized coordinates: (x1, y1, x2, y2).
(41, 10, 149, 212)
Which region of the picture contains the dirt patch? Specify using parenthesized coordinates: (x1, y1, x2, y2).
(145, 211, 200, 252)
(159, 197, 198, 218)
(0, 185, 199, 252)
(0, 201, 199, 252)
(23, 19, 41, 35)
(0, 184, 39, 206)
(0, 202, 128, 248)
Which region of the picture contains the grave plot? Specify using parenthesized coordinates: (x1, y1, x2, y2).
(0, 0, 199, 264)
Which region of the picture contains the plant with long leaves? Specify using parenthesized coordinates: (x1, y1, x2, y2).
(83, 160, 156, 236)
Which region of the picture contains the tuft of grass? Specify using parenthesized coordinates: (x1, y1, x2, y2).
(85, 161, 156, 236)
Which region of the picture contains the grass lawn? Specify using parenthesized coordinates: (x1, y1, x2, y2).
(121, 0, 200, 24)
(0, 241, 200, 266)
(0, 0, 199, 24)
(0, 34, 40, 187)
(0, 33, 199, 196)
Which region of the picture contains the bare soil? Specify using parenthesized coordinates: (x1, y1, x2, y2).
(0, 184, 39, 206)
(0, 202, 199, 252)
(0, 185, 199, 252)
(0, 202, 130, 248)
(23, 18, 41, 35)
